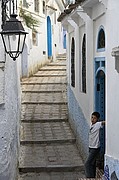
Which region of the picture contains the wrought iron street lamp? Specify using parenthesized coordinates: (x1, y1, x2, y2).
(0, 0, 28, 61)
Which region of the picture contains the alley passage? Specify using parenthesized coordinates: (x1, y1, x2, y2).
(18, 55, 85, 180)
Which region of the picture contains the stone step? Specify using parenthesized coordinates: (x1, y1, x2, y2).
(20, 138, 76, 145)
(33, 74, 66, 77)
(47, 63, 66, 66)
(56, 58, 66, 61)
(21, 76, 67, 85)
(34, 70, 66, 76)
(22, 90, 66, 93)
(21, 75, 66, 82)
(19, 164, 83, 173)
(19, 143, 84, 173)
(40, 67, 66, 71)
(22, 92, 67, 104)
(20, 122, 75, 143)
(56, 57, 66, 59)
(18, 171, 86, 180)
(56, 53, 66, 57)
(21, 118, 68, 123)
(21, 104, 68, 121)
(22, 102, 67, 105)
(21, 83, 67, 92)
(21, 82, 67, 85)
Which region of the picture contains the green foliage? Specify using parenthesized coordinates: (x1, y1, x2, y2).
(19, 2, 39, 30)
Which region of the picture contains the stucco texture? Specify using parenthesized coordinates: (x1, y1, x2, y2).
(0, 58, 20, 180)
(67, 85, 89, 161)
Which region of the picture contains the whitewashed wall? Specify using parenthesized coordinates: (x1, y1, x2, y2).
(0, 56, 20, 179)
(105, 0, 119, 178)
(62, 0, 119, 178)
(0, 3, 20, 178)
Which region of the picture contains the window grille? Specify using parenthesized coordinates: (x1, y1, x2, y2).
(71, 37, 75, 87)
(34, 0, 39, 13)
(43, 1, 45, 14)
(97, 28, 105, 49)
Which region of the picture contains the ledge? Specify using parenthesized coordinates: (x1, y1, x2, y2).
(112, 47, 119, 73)
(112, 47, 119, 57)
(57, 1, 85, 22)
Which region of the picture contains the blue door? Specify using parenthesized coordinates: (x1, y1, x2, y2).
(47, 16, 52, 58)
(95, 59, 105, 168)
(95, 70, 105, 120)
(63, 34, 66, 49)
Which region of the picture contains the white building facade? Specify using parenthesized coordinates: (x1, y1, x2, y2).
(19, 0, 66, 78)
(58, 0, 119, 178)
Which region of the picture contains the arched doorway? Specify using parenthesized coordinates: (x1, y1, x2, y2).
(47, 16, 52, 58)
(95, 62, 105, 169)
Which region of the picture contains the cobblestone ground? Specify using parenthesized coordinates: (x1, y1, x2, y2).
(18, 56, 86, 180)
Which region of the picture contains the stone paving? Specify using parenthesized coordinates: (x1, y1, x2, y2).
(18, 57, 86, 180)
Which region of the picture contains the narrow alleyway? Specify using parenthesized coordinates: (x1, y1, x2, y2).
(18, 55, 86, 180)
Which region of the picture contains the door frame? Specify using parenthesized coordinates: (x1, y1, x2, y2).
(94, 57, 106, 168)
(47, 16, 52, 58)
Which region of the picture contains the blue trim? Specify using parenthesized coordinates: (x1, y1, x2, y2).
(97, 48, 105, 52)
(47, 16, 52, 57)
(94, 57, 105, 109)
(94, 57, 106, 157)
(95, 57, 105, 62)
(95, 67, 105, 76)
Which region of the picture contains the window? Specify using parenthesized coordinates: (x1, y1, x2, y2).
(43, 1, 45, 14)
(23, 0, 29, 8)
(34, 0, 39, 13)
(54, 12, 56, 24)
(32, 31, 38, 46)
(71, 38, 75, 87)
(82, 34, 86, 93)
(97, 27, 105, 51)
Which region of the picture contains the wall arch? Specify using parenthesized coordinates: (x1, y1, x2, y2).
(97, 26, 105, 52)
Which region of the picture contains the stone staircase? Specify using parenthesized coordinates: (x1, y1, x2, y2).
(18, 56, 86, 179)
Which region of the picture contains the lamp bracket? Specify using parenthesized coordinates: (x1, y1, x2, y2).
(1, 0, 17, 29)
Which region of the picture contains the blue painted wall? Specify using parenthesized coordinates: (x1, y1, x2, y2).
(67, 85, 89, 161)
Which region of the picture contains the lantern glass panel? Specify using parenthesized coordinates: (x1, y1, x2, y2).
(19, 34, 26, 52)
(3, 33, 19, 53)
